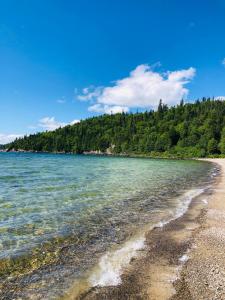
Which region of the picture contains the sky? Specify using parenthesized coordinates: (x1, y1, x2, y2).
(0, 0, 225, 143)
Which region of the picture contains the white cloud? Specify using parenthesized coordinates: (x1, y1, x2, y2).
(222, 58, 225, 66)
(0, 134, 23, 144)
(77, 86, 103, 101)
(38, 117, 67, 131)
(88, 104, 129, 114)
(70, 119, 80, 125)
(0, 119, 80, 145)
(38, 117, 80, 131)
(78, 64, 196, 112)
(215, 96, 225, 100)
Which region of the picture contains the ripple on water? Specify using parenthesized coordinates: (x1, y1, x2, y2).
(0, 153, 216, 298)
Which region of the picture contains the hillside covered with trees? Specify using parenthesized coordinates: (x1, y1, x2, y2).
(5, 98, 225, 158)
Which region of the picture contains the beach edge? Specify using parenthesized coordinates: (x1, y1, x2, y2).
(171, 158, 225, 300)
(68, 159, 222, 300)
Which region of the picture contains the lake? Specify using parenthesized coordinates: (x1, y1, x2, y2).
(0, 153, 215, 299)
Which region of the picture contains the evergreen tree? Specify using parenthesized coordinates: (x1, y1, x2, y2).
(5, 99, 225, 158)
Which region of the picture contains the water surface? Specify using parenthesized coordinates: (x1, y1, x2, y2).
(0, 153, 215, 298)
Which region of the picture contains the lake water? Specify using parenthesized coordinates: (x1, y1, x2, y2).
(0, 153, 216, 298)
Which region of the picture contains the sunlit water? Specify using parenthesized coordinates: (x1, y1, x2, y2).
(0, 153, 216, 298)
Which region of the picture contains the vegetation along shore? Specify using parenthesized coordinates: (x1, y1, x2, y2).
(2, 98, 225, 159)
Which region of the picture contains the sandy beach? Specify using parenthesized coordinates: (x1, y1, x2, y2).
(75, 158, 225, 300)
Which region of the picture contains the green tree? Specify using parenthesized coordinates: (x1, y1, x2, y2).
(207, 138, 218, 154)
(6, 99, 225, 158)
(219, 127, 225, 154)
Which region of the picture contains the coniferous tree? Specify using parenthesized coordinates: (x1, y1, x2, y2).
(5, 99, 225, 158)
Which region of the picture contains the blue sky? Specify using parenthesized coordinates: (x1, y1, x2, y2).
(0, 0, 225, 143)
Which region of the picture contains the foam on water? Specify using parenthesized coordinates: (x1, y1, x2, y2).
(174, 188, 205, 219)
(89, 235, 145, 286)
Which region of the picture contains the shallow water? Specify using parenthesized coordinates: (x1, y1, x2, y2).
(0, 153, 215, 298)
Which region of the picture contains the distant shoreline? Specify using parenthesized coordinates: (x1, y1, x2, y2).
(1, 148, 224, 160)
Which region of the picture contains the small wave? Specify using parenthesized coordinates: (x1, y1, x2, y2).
(88, 188, 205, 288)
(174, 188, 205, 220)
(89, 236, 145, 286)
(155, 219, 170, 228)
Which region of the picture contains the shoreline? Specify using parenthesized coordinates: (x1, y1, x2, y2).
(1, 149, 224, 160)
(64, 189, 207, 300)
(71, 159, 223, 300)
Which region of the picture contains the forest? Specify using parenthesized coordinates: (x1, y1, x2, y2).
(4, 98, 225, 158)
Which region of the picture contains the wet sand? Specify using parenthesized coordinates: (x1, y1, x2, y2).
(73, 159, 224, 300)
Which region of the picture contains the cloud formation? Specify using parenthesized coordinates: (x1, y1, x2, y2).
(0, 134, 23, 144)
(78, 64, 196, 113)
(70, 119, 80, 125)
(88, 104, 129, 114)
(38, 117, 80, 131)
(77, 86, 103, 101)
(38, 117, 67, 131)
(222, 58, 225, 67)
(0, 119, 80, 144)
(215, 96, 225, 100)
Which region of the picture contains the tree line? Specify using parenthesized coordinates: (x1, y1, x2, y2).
(5, 98, 225, 158)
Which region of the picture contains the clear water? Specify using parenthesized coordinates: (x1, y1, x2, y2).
(0, 153, 214, 298)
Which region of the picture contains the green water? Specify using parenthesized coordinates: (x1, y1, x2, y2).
(0, 153, 215, 298)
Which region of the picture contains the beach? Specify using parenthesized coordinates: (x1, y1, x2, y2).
(75, 158, 225, 300)
(173, 159, 225, 300)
